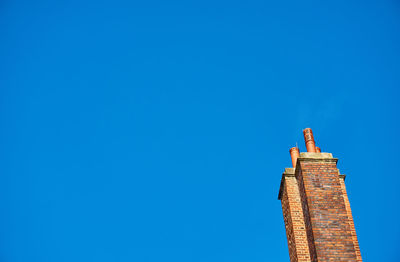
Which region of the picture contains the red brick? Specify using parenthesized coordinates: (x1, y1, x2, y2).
(278, 147, 362, 261)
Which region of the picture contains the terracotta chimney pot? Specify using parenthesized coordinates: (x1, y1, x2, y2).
(303, 128, 317, 152)
(289, 147, 300, 167)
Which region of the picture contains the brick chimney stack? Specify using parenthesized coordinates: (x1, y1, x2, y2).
(278, 128, 362, 262)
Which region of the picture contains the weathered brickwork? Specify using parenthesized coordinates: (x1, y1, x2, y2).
(339, 176, 362, 262)
(281, 182, 297, 261)
(297, 160, 357, 261)
(281, 172, 311, 262)
(278, 129, 362, 262)
(295, 168, 317, 262)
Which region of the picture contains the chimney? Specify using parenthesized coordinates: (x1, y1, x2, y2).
(278, 129, 363, 262)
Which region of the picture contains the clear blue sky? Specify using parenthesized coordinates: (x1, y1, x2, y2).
(1, 0, 399, 261)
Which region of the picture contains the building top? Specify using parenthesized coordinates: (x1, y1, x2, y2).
(278, 128, 339, 200)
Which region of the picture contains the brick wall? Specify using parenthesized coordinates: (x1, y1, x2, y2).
(296, 159, 357, 261)
(280, 170, 311, 262)
(295, 168, 317, 262)
(339, 176, 362, 262)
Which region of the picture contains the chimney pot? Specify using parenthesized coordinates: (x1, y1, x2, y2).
(303, 128, 317, 152)
(289, 147, 300, 167)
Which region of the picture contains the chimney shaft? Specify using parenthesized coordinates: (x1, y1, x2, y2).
(289, 147, 300, 168)
(303, 128, 317, 152)
(279, 129, 363, 261)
